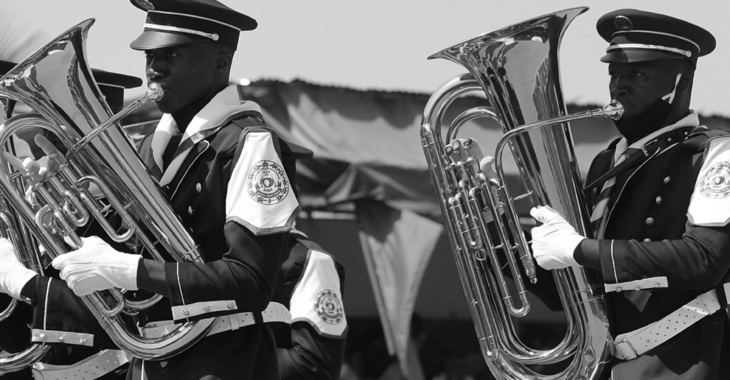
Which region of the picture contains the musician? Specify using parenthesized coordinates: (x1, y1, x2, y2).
(527, 9, 730, 380)
(51, 1, 300, 379)
(0, 61, 143, 380)
(272, 225, 347, 380)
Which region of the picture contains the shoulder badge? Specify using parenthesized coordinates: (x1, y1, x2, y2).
(247, 160, 290, 204)
(314, 289, 344, 325)
(688, 137, 730, 226)
(699, 161, 730, 198)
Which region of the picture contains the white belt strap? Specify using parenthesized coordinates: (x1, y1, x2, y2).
(142, 302, 291, 340)
(31, 349, 129, 380)
(614, 283, 730, 360)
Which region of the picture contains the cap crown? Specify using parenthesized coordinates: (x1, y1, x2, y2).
(596, 9, 715, 66)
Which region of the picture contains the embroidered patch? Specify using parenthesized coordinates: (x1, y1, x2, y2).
(699, 161, 730, 199)
(247, 160, 289, 205)
(314, 289, 344, 325)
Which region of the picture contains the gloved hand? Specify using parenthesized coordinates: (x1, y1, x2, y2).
(529, 206, 586, 270)
(0, 238, 37, 299)
(479, 156, 499, 183)
(52, 236, 140, 297)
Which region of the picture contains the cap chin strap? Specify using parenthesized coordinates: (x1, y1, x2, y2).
(661, 73, 683, 104)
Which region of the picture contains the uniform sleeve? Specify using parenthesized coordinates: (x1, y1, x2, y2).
(597, 137, 730, 291)
(277, 323, 346, 380)
(147, 225, 289, 320)
(278, 247, 347, 380)
(26, 275, 118, 349)
(0, 293, 32, 353)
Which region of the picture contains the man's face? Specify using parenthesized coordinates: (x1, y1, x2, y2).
(144, 42, 221, 114)
(608, 61, 677, 120)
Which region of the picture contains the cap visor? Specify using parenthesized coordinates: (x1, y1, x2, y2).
(600, 49, 688, 64)
(92, 70, 143, 89)
(130, 30, 205, 51)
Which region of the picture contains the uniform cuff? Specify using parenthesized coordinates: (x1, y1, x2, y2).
(573, 239, 601, 270)
(19, 275, 39, 305)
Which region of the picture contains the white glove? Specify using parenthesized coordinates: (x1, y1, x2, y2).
(52, 236, 140, 296)
(0, 238, 37, 299)
(529, 206, 586, 270)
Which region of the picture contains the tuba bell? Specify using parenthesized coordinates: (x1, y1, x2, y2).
(0, 18, 214, 370)
(421, 7, 622, 380)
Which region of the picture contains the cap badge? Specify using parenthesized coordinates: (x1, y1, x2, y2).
(614, 15, 633, 31)
(134, 0, 154, 10)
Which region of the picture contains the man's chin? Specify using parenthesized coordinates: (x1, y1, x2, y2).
(155, 100, 179, 114)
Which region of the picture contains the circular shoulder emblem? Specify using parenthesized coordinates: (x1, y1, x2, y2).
(314, 289, 344, 325)
(247, 160, 289, 205)
(699, 161, 730, 199)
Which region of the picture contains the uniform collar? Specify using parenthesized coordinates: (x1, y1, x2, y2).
(151, 84, 263, 186)
(615, 110, 702, 160)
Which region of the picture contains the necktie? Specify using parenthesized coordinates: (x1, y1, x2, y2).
(589, 148, 640, 238)
(162, 133, 182, 170)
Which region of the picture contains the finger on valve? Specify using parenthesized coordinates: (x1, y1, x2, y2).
(479, 156, 499, 182)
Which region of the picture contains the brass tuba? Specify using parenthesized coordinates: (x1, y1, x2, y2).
(0, 18, 214, 368)
(421, 7, 622, 380)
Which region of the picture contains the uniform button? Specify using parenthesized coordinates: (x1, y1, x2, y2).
(616, 287, 622, 292)
(204, 307, 210, 312)
(635, 286, 641, 291)
(57, 335, 64, 342)
(227, 303, 234, 310)
(655, 196, 662, 204)
(645, 217, 655, 226)
(188, 206, 193, 215)
(643, 238, 651, 243)
(183, 309, 189, 316)
(663, 176, 671, 184)
(196, 183, 202, 193)
(38, 334, 46, 341)
(655, 282, 661, 288)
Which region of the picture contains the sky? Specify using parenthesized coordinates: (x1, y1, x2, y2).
(3, 0, 730, 117)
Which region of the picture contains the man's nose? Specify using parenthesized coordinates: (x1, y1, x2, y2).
(146, 58, 165, 80)
(610, 75, 629, 98)
(146, 65, 163, 81)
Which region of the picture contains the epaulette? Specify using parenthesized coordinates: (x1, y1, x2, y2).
(679, 127, 730, 153)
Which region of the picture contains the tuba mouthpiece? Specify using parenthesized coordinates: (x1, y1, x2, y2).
(146, 83, 165, 101)
(605, 100, 624, 121)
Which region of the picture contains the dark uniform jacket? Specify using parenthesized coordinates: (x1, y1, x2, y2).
(272, 232, 347, 380)
(124, 85, 299, 380)
(584, 114, 730, 380)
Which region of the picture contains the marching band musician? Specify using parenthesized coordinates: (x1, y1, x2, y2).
(0, 61, 143, 379)
(272, 224, 348, 380)
(524, 9, 730, 380)
(50, 0, 302, 379)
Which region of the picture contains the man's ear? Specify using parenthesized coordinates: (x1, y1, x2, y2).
(215, 52, 232, 70)
(676, 75, 692, 93)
